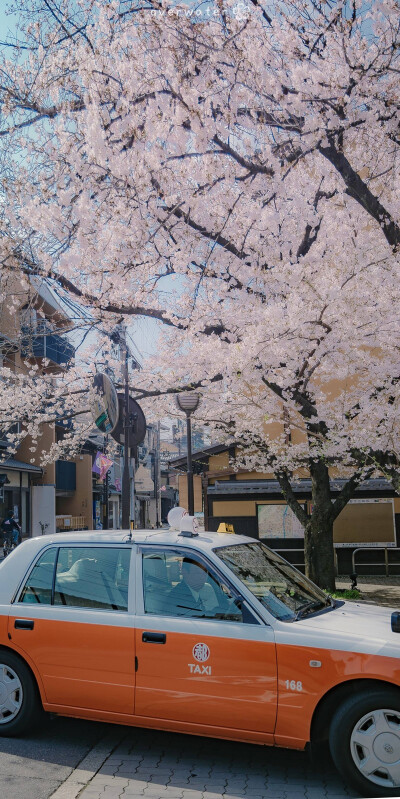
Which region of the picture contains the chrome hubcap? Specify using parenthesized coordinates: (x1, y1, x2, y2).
(350, 708, 400, 788)
(0, 664, 23, 724)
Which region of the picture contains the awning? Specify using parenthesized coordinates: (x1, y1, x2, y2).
(169, 443, 235, 469)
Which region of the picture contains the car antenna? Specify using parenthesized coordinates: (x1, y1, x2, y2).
(124, 523, 134, 543)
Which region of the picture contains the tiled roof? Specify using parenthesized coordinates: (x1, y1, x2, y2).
(207, 478, 394, 494)
(0, 458, 42, 473)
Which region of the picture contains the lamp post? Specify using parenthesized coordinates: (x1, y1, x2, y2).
(175, 392, 201, 516)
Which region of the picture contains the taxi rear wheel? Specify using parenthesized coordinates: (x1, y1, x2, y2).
(0, 651, 41, 736)
(329, 689, 400, 797)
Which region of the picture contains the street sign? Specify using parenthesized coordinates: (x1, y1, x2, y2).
(111, 393, 146, 448)
(92, 373, 119, 434)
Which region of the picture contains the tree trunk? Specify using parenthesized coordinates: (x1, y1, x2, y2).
(304, 514, 335, 592)
(304, 459, 336, 592)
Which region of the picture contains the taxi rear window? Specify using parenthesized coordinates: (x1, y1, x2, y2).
(18, 546, 131, 611)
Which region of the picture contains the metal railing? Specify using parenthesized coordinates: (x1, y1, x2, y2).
(275, 547, 340, 575)
(352, 547, 400, 577)
(272, 546, 400, 579)
(274, 548, 305, 570)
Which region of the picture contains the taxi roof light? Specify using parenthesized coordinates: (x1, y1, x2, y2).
(179, 515, 199, 538)
(217, 523, 235, 534)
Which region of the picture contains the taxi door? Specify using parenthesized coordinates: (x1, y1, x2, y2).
(8, 544, 135, 715)
(134, 546, 277, 735)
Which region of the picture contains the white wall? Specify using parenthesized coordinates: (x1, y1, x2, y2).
(31, 485, 55, 536)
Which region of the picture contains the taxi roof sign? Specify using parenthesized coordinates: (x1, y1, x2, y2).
(217, 522, 235, 534)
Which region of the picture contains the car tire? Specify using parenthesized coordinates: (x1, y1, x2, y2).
(0, 651, 42, 736)
(329, 688, 400, 797)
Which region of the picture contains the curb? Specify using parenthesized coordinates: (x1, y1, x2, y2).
(48, 729, 124, 799)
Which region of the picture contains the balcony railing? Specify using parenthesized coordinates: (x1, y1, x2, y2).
(56, 515, 87, 531)
(0, 334, 19, 353)
(21, 325, 75, 367)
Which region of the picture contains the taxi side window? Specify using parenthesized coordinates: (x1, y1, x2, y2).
(54, 547, 130, 611)
(19, 548, 57, 604)
(142, 550, 243, 622)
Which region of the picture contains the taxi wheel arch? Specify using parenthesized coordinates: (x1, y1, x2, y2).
(310, 678, 398, 747)
(0, 647, 43, 736)
(329, 686, 400, 797)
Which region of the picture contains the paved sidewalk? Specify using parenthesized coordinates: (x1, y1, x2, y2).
(336, 574, 400, 607)
(49, 727, 354, 799)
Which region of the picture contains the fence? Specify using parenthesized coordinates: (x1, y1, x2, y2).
(274, 548, 305, 571)
(352, 547, 400, 577)
(274, 548, 340, 575)
(275, 546, 400, 578)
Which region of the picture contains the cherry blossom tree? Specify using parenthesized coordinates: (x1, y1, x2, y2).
(0, 0, 399, 588)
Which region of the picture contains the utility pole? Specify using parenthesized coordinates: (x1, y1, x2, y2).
(154, 421, 161, 528)
(121, 326, 131, 530)
(104, 468, 110, 528)
(103, 434, 109, 529)
(110, 324, 143, 530)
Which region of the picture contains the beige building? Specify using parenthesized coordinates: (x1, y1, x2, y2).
(171, 444, 399, 575)
(0, 275, 95, 536)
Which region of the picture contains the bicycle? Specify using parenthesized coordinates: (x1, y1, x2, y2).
(2, 536, 18, 558)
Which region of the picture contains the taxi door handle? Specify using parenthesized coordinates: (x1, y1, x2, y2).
(142, 631, 166, 644)
(14, 619, 34, 630)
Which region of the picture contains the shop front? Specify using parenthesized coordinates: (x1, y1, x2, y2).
(0, 458, 42, 537)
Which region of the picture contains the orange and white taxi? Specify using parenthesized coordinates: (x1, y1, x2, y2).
(1, 525, 400, 797)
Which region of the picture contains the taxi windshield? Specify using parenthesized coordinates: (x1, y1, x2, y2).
(214, 541, 331, 621)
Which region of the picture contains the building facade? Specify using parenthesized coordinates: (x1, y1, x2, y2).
(0, 276, 76, 537)
(170, 444, 400, 575)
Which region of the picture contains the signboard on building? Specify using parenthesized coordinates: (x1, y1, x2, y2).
(333, 498, 396, 547)
(257, 498, 396, 547)
(257, 503, 305, 539)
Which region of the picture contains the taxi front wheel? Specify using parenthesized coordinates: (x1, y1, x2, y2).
(329, 689, 400, 797)
(0, 651, 41, 736)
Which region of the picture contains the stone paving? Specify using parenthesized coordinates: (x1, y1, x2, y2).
(72, 728, 354, 799)
(336, 574, 400, 607)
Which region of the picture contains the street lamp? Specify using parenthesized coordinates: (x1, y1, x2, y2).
(175, 392, 201, 516)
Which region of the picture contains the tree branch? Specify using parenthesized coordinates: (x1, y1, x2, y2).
(318, 139, 400, 251)
(331, 467, 375, 521)
(275, 470, 309, 527)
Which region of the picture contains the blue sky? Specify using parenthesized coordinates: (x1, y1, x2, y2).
(1, 6, 18, 41)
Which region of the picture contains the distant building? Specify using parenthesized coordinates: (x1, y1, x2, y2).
(0, 276, 76, 536)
